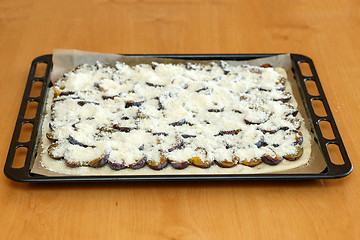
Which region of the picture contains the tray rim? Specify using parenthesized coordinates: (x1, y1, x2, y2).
(4, 53, 353, 182)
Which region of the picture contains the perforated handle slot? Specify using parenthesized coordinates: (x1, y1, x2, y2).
(291, 54, 352, 178)
(4, 55, 52, 181)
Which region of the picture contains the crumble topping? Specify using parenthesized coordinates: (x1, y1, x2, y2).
(43, 61, 307, 171)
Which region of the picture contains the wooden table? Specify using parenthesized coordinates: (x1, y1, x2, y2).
(1, 0, 359, 239)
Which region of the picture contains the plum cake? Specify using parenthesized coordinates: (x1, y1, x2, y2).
(41, 60, 310, 173)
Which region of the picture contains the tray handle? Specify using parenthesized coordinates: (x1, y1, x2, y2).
(291, 54, 352, 178)
(4, 55, 52, 181)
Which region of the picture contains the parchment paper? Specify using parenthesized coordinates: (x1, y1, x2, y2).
(31, 49, 326, 176)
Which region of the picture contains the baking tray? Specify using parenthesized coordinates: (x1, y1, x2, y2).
(4, 54, 352, 182)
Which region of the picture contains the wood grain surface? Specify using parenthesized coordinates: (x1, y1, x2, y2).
(1, 0, 359, 239)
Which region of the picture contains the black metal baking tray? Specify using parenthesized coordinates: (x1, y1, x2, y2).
(4, 54, 352, 182)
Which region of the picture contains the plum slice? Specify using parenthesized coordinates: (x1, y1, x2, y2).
(260, 63, 273, 68)
(47, 143, 63, 160)
(215, 129, 241, 136)
(113, 124, 131, 132)
(168, 139, 184, 152)
(146, 82, 164, 88)
(169, 160, 190, 170)
(284, 117, 302, 130)
(66, 153, 108, 168)
(68, 136, 92, 148)
(215, 159, 237, 168)
(292, 130, 303, 145)
(152, 132, 168, 136)
(244, 108, 270, 125)
(283, 145, 303, 161)
(77, 100, 99, 106)
(169, 119, 193, 127)
(102, 95, 119, 100)
(208, 108, 224, 113)
(147, 152, 168, 170)
(255, 136, 265, 148)
(273, 92, 291, 103)
(168, 146, 190, 169)
(189, 157, 213, 168)
(169, 119, 186, 126)
(108, 161, 126, 170)
(125, 101, 144, 108)
(188, 148, 213, 168)
(153, 96, 165, 110)
(129, 157, 147, 169)
(283, 103, 299, 117)
(181, 134, 196, 139)
(89, 153, 109, 168)
(195, 87, 208, 93)
(260, 128, 278, 134)
(108, 156, 146, 170)
(60, 91, 75, 97)
(66, 161, 81, 168)
(46, 132, 58, 142)
(261, 152, 282, 165)
(240, 157, 262, 167)
(98, 126, 117, 133)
